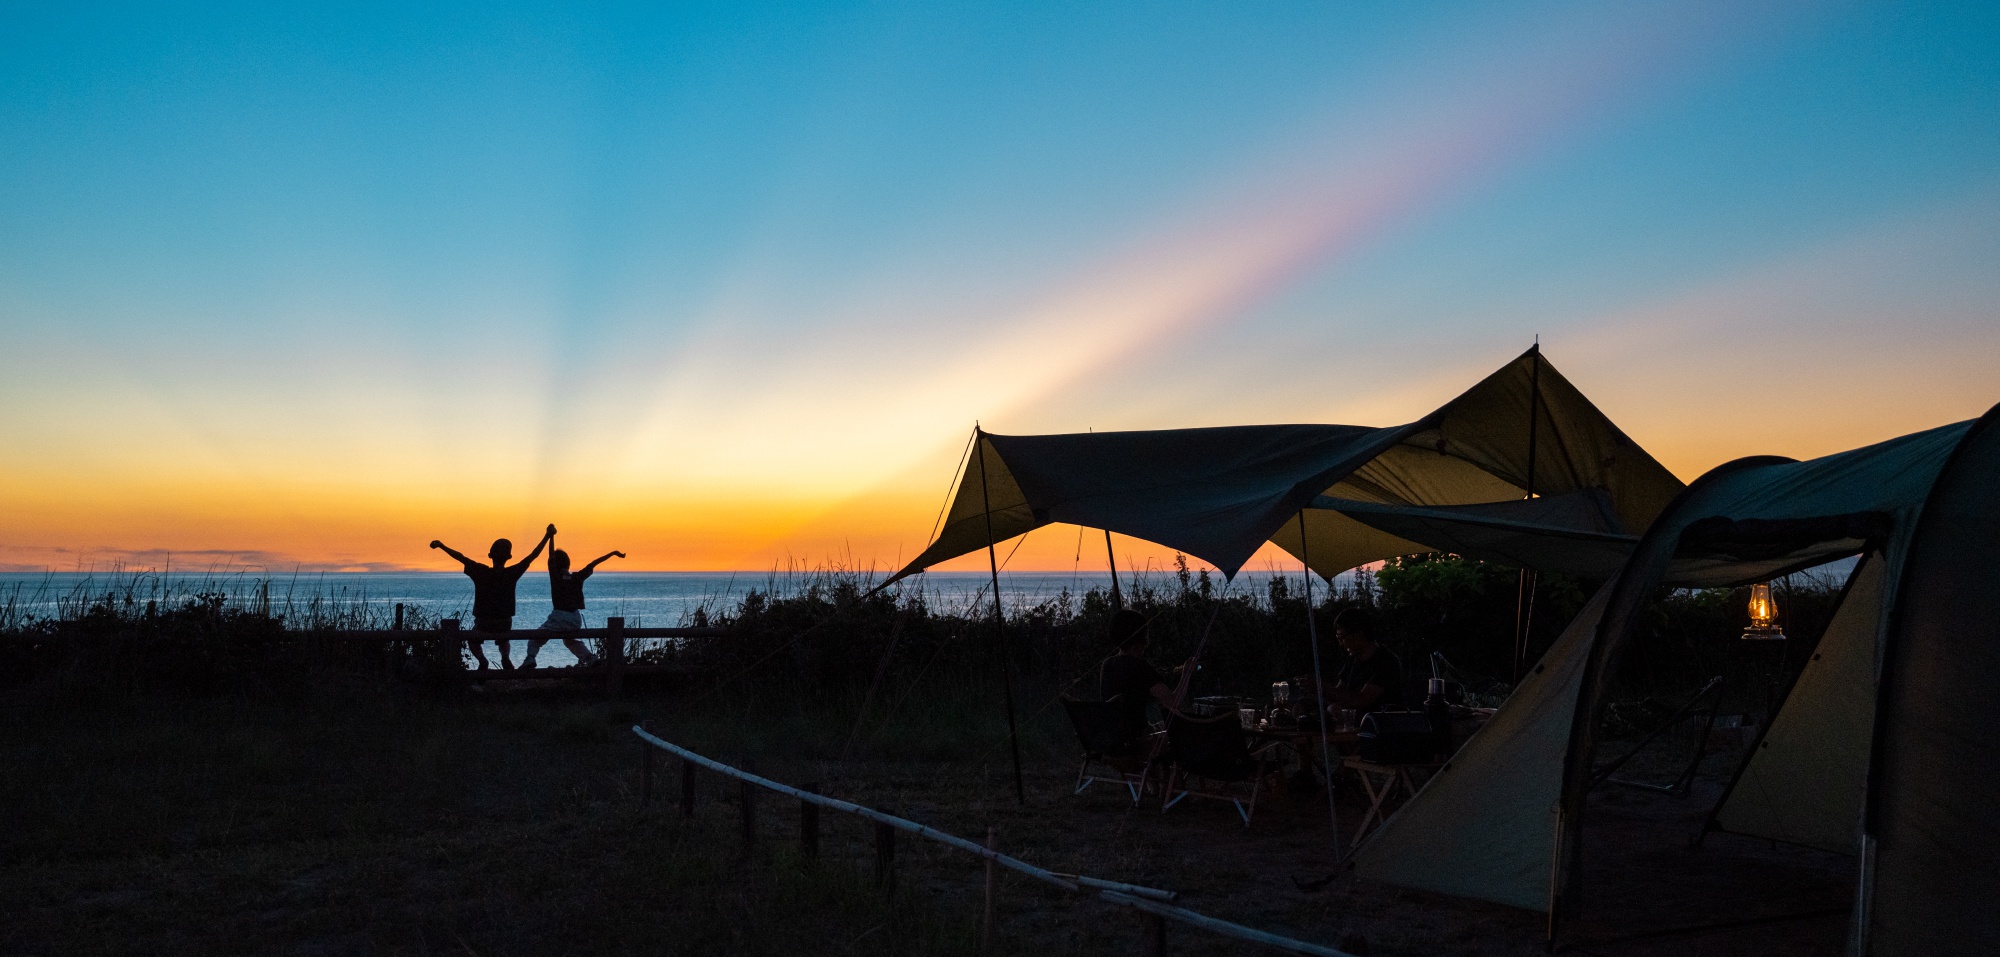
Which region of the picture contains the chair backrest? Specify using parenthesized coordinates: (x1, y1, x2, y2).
(1063, 697, 1140, 755)
(1165, 711, 1252, 777)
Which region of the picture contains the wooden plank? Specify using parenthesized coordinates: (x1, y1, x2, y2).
(640, 721, 654, 808)
(984, 826, 999, 953)
(632, 726, 1095, 894)
(740, 758, 757, 855)
(875, 820, 896, 892)
(800, 782, 820, 862)
(605, 617, 625, 696)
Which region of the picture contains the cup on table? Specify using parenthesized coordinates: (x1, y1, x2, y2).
(1338, 709, 1358, 732)
(1239, 707, 1258, 730)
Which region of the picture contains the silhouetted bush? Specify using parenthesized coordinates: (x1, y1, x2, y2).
(1, 556, 1848, 713)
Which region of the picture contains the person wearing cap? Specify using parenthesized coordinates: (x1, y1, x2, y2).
(1098, 608, 1177, 734)
(1324, 606, 1403, 712)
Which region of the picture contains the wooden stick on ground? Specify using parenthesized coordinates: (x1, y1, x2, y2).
(983, 825, 999, 953)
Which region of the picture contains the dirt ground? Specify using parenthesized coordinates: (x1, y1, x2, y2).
(726, 733, 1855, 957)
(0, 685, 1855, 956)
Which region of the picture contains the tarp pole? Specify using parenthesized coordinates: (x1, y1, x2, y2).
(1106, 530, 1124, 612)
(1298, 511, 1342, 853)
(976, 429, 1027, 805)
(1514, 343, 1543, 683)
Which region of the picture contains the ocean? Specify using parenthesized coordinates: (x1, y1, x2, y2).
(0, 568, 1317, 668)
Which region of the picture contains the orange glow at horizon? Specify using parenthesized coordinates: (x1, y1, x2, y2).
(4, 3, 1995, 576)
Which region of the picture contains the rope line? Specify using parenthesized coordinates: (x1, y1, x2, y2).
(632, 727, 1359, 957)
(836, 605, 913, 766)
(857, 529, 1033, 753)
(928, 428, 979, 544)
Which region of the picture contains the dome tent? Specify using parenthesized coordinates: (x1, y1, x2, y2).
(1344, 409, 2000, 956)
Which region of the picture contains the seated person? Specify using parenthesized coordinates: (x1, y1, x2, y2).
(1324, 606, 1404, 714)
(1098, 609, 1177, 737)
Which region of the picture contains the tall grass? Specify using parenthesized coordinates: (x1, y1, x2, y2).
(0, 567, 454, 696)
(1, 556, 1851, 721)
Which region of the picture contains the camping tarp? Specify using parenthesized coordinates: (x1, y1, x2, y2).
(1302, 489, 1637, 579)
(1347, 580, 1616, 910)
(890, 423, 1413, 581)
(891, 347, 1684, 582)
(1273, 348, 1681, 578)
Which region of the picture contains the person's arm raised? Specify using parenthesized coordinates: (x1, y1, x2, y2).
(431, 541, 477, 569)
(581, 550, 626, 573)
(512, 524, 557, 571)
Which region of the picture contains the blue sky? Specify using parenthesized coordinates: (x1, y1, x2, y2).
(1, 0, 1996, 570)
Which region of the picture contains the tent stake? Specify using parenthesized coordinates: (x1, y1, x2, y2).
(977, 429, 1028, 806)
(1297, 511, 1341, 855)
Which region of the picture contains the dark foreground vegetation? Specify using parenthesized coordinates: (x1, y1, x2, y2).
(0, 558, 1852, 956)
(2, 554, 1848, 711)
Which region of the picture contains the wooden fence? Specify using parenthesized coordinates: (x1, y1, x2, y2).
(633, 725, 1358, 957)
(324, 616, 730, 694)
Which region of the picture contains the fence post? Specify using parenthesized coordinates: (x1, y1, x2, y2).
(740, 759, 758, 856)
(606, 616, 626, 696)
(682, 756, 697, 817)
(983, 825, 999, 953)
(393, 603, 404, 631)
(441, 619, 462, 672)
(875, 820, 897, 893)
(640, 722, 654, 808)
(1143, 913, 1166, 956)
(801, 782, 821, 863)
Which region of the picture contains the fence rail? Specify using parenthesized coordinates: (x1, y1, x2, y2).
(318, 626, 731, 641)
(320, 616, 736, 692)
(631, 726, 1357, 957)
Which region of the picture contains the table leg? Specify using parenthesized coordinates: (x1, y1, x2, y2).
(1351, 768, 1394, 848)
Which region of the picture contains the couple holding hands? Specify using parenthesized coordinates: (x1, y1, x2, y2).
(429, 524, 624, 671)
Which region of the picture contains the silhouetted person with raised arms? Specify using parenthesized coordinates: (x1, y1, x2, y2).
(522, 540, 626, 670)
(431, 524, 555, 671)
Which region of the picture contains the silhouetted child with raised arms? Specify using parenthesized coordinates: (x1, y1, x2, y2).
(431, 524, 555, 671)
(522, 539, 625, 670)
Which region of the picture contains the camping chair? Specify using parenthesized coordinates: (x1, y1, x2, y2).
(1596, 675, 1725, 797)
(1062, 697, 1159, 803)
(1160, 710, 1283, 826)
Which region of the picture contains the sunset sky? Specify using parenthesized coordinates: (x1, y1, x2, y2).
(2, 1, 1996, 573)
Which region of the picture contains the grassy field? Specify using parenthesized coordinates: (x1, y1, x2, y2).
(0, 683, 994, 956)
(0, 561, 1857, 956)
(0, 671, 1505, 957)
(4, 666, 1860, 957)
